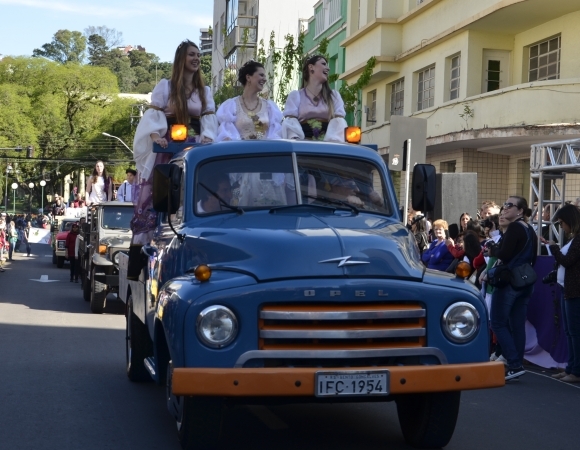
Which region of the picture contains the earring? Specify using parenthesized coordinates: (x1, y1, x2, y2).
(310, 70, 314, 74)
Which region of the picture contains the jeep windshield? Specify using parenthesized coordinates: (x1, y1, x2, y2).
(194, 154, 391, 216)
(101, 206, 133, 230)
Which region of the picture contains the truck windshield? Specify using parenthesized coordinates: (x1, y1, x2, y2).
(195, 154, 391, 215)
(101, 206, 133, 230)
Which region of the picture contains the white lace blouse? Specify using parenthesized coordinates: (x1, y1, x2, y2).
(216, 97, 283, 141)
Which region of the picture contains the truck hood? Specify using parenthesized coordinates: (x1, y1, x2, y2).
(180, 210, 424, 282)
(56, 231, 70, 240)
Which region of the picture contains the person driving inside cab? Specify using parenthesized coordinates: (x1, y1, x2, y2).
(329, 177, 363, 207)
(197, 174, 232, 214)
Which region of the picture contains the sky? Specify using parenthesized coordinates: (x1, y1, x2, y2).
(0, 0, 214, 63)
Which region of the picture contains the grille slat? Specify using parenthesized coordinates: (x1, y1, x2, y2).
(259, 303, 426, 351)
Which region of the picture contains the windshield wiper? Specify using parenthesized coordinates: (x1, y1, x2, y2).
(199, 182, 244, 215)
(303, 195, 359, 215)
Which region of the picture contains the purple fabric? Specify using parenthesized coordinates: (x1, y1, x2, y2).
(526, 256, 569, 364)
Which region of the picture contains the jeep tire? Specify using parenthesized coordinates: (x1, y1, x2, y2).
(90, 267, 107, 314)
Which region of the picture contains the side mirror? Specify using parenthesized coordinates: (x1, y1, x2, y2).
(412, 164, 436, 212)
(153, 164, 182, 214)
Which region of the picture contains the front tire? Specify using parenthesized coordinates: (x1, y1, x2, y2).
(90, 267, 107, 314)
(52, 250, 57, 264)
(57, 256, 65, 268)
(166, 362, 224, 450)
(126, 295, 152, 382)
(396, 391, 461, 449)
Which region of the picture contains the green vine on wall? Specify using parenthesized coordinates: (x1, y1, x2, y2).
(339, 57, 376, 120)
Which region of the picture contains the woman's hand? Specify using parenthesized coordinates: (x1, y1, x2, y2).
(445, 238, 455, 246)
(540, 237, 556, 245)
(201, 137, 213, 144)
(153, 137, 168, 148)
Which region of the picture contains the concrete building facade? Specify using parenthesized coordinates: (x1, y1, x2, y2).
(199, 28, 213, 57)
(211, 0, 315, 94)
(339, 0, 580, 208)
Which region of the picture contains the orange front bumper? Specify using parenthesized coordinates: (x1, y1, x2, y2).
(172, 362, 505, 396)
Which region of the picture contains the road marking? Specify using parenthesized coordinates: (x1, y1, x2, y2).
(45, 255, 53, 257)
(30, 275, 59, 283)
(247, 406, 288, 430)
(528, 370, 580, 390)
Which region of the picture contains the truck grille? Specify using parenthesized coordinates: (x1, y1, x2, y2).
(259, 303, 426, 351)
(57, 240, 66, 250)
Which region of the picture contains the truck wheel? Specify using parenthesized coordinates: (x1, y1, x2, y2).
(57, 256, 65, 268)
(395, 391, 461, 449)
(126, 295, 152, 382)
(82, 269, 90, 302)
(166, 363, 224, 450)
(52, 250, 57, 264)
(90, 267, 107, 314)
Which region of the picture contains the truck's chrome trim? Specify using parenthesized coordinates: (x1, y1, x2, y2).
(260, 328, 426, 339)
(260, 309, 426, 320)
(234, 348, 447, 368)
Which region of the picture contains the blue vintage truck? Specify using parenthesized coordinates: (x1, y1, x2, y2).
(118, 139, 504, 449)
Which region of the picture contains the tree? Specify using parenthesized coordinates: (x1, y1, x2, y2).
(87, 34, 109, 66)
(200, 55, 212, 85)
(32, 30, 86, 64)
(84, 26, 123, 49)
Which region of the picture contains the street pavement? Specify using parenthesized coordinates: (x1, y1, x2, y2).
(1, 242, 579, 450)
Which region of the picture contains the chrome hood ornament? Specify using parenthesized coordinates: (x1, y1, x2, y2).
(319, 256, 370, 267)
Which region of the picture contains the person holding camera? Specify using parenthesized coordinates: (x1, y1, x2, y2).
(487, 196, 537, 381)
(421, 219, 454, 271)
(542, 204, 580, 383)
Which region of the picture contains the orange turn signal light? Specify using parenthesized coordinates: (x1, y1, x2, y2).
(171, 124, 188, 141)
(98, 244, 107, 254)
(345, 126, 361, 144)
(455, 261, 472, 279)
(194, 264, 212, 282)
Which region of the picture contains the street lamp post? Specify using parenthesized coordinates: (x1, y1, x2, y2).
(102, 132, 133, 155)
(28, 182, 34, 214)
(11, 182, 18, 215)
(40, 180, 46, 213)
(4, 164, 13, 212)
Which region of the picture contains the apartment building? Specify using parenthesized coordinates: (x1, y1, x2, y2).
(211, 0, 314, 94)
(199, 28, 213, 57)
(340, 0, 580, 205)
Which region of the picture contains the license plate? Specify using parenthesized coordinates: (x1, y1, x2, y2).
(315, 370, 389, 397)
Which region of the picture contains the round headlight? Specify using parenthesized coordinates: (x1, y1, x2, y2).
(113, 251, 120, 265)
(196, 305, 238, 348)
(442, 302, 480, 343)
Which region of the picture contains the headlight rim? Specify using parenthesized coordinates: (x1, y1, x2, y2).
(196, 305, 238, 349)
(441, 301, 480, 344)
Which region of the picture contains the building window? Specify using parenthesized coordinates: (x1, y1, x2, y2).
(390, 78, 404, 117)
(315, 0, 342, 37)
(366, 90, 377, 126)
(449, 55, 460, 100)
(417, 66, 435, 111)
(486, 60, 501, 92)
(529, 36, 560, 82)
(440, 160, 456, 173)
(358, 0, 362, 29)
(220, 13, 225, 42)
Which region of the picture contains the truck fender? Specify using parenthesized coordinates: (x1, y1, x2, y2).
(92, 253, 113, 266)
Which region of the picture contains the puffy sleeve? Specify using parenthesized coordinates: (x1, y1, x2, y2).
(266, 100, 283, 140)
(216, 98, 241, 141)
(200, 86, 218, 142)
(281, 90, 304, 140)
(324, 90, 347, 143)
(133, 80, 169, 181)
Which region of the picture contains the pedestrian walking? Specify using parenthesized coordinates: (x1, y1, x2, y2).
(0, 214, 6, 272)
(65, 222, 80, 282)
(23, 221, 32, 256)
(6, 220, 18, 261)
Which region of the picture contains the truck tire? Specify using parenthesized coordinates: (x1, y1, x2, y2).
(57, 256, 65, 268)
(90, 267, 107, 314)
(52, 250, 57, 264)
(395, 391, 461, 449)
(126, 295, 152, 382)
(166, 362, 224, 450)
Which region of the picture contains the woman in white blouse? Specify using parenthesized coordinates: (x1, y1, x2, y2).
(86, 161, 113, 206)
(127, 40, 218, 278)
(216, 60, 283, 141)
(282, 55, 348, 142)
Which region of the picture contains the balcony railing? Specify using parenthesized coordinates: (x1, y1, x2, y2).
(224, 15, 258, 57)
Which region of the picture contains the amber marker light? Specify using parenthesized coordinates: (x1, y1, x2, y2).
(98, 244, 107, 254)
(455, 261, 472, 279)
(345, 126, 361, 144)
(171, 124, 188, 141)
(194, 264, 212, 282)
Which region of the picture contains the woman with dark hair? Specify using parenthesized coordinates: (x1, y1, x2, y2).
(459, 212, 471, 232)
(86, 161, 113, 206)
(543, 204, 580, 383)
(487, 196, 537, 381)
(127, 40, 217, 278)
(216, 60, 283, 141)
(281, 55, 347, 142)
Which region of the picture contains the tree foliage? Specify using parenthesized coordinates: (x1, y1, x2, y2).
(83, 26, 123, 49)
(339, 57, 376, 122)
(32, 30, 86, 64)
